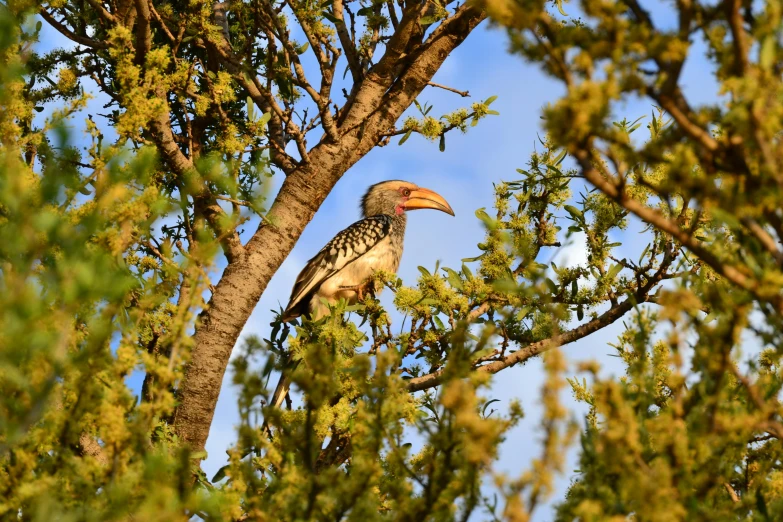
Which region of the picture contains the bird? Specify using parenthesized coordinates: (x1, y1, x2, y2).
(269, 180, 454, 408)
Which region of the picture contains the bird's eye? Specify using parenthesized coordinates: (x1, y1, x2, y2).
(400, 187, 411, 197)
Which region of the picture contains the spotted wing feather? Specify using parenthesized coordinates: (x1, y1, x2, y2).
(282, 215, 392, 320)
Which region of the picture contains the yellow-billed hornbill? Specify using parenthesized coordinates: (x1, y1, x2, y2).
(270, 180, 454, 407)
(281, 180, 455, 321)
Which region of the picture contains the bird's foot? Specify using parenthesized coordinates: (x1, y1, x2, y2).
(340, 279, 376, 301)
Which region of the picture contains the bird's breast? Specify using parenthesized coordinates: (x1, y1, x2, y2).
(315, 235, 401, 304)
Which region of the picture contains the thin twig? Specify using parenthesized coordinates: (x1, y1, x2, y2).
(427, 81, 469, 97)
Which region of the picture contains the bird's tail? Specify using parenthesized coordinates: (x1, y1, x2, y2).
(269, 373, 291, 409)
(261, 373, 290, 437)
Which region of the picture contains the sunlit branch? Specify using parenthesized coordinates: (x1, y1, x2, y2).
(426, 81, 469, 97)
(575, 144, 783, 314)
(39, 9, 108, 49)
(333, 0, 362, 84)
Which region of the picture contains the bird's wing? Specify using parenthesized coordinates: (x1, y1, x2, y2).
(283, 215, 393, 318)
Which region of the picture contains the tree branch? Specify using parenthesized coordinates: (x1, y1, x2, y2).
(39, 10, 108, 49)
(204, 13, 298, 173)
(574, 145, 783, 314)
(427, 81, 469, 97)
(407, 293, 650, 393)
(333, 0, 363, 84)
(134, 0, 152, 66)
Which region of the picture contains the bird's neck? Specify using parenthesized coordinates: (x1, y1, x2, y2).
(389, 212, 407, 243)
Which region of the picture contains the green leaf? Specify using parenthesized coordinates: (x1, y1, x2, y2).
(515, 307, 530, 321)
(417, 266, 431, 277)
(246, 96, 255, 120)
(191, 450, 208, 460)
(555, 0, 568, 16)
(322, 10, 340, 24)
(486, 110, 500, 116)
(212, 465, 230, 483)
(439, 134, 445, 152)
(482, 399, 500, 418)
(492, 278, 517, 293)
(564, 205, 583, 220)
(277, 78, 293, 99)
(258, 112, 271, 127)
(607, 263, 623, 279)
(475, 207, 494, 228)
(760, 35, 776, 71)
(461, 263, 473, 279)
(297, 42, 310, 54)
(545, 278, 558, 294)
(433, 315, 445, 330)
(461, 254, 484, 263)
(420, 15, 438, 25)
(711, 207, 741, 230)
(442, 267, 463, 290)
(571, 280, 578, 298)
(577, 305, 584, 321)
(546, 164, 563, 176)
(756, 489, 770, 519)
(398, 129, 413, 145)
(638, 244, 650, 264)
(484, 95, 498, 106)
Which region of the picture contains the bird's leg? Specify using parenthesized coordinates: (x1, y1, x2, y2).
(339, 278, 376, 301)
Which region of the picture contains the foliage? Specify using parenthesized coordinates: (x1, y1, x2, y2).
(0, 6, 229, 518)
(481, 0, 783, 518)
(2, 0, 783, 519)
(28, 0, 491, 460)
(231, 128, 687, 520)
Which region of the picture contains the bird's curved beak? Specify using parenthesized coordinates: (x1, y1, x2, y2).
(404, 187, 455, 216)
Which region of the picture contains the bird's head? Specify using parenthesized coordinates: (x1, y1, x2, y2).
(361, 180, 455, 218)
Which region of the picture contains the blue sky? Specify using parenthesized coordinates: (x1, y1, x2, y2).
(34, 2, 721, 518)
